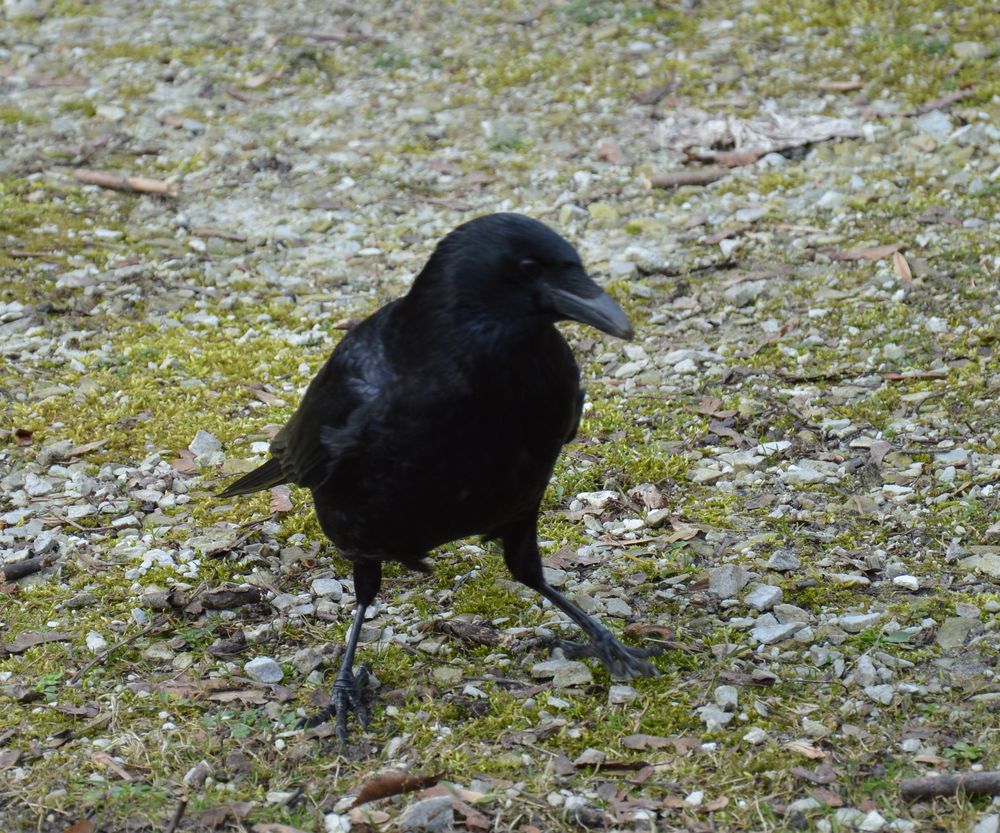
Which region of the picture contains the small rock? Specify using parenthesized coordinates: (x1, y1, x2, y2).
(188, 430, 223, 460)
(892, 575, 919, 591)
(395, 795, 454, 832)
(608, 684, 638, 705)
(574, 748, 606, 766)
(853, 655, 878, 687)
(324, 814, 351, 833)
(788, 797, 821, 813)
(973, 814, 999, 833)
(708, 565, 750, 598)
(835, 808, 866, 827)
(697, 704, 733, 729)
(24, 472, 53, 497)
(85, 631, 108, 654)
(745, 584, 782, 611)
(838, 612, 882, 633)
(531, 658, 592, 688)
(723, 280, 768, 307)
(743, 726, 768, 744)
(767, 550, 801, 571)
(752, 621, 805, 645)
(715, 684, 738, 710)
(244, 656, 284, 684)
(859, 810, 887, 832)
(935, 616, 978, 649)
(292, 646, 325, 675)
(183, 760, 211, 789)
(959, 553, 1000, 578)
(605, 597, 632, 618)
(829, 573, 870, 587)
(311, 578, 343, 599)
(953, 41, 986, 60)
(863, 684, 894, 705)
(914, 110, 953, 143)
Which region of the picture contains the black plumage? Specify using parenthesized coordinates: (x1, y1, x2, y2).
(221, 213, 659, 739)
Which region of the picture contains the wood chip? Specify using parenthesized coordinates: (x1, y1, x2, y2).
(2, 630, 72, 654)
(816, 80, 864, 92)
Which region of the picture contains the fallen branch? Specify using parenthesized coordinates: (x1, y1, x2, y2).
(0, 553, 59, 582)
(73, 169, 179, 196)
(901, 771, 1000, 800)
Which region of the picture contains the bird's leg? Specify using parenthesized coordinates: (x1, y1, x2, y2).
(502, 519, 661, 680)
(302, 561, 381, 741)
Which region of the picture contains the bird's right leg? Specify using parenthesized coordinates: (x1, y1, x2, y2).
(302, 560, 381, 741)
(501, 518, 661, 679)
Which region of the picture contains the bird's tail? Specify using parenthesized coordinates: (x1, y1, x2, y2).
(217, 457, 286, 498)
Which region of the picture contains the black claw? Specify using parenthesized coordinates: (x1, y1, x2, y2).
(556, 632, 662, 679)
(299, 666, 372, 741)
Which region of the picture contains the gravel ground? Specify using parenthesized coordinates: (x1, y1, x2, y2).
(1, 1, 999, 831)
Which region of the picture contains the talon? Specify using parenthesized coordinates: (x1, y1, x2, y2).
(554, 632, 661, 679)
(300, 666, 372, 741)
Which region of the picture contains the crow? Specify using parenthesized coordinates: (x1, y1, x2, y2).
(220, 213, 659, 740)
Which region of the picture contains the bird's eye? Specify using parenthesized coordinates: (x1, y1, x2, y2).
(519, 259, 545, 280)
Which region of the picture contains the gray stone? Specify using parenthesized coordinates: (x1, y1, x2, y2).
(574, 747, 606, 766)
(892, 575, 919, 591)
(935, 616, 978, 649)
(530, 658, 592, 688)
(935, 447, 969, 466)
(774, 604, 810, 624)
(973, 814, 999, 833)
(292, 646, 325, 674)
(753, 621, 804, 645)
(914, 110, 953, 142)
(432, 665, 463, 686)
(787, 797, 821, 813)
(605, 597, 632, 618)
(244, 656, 284, 684)
(853, 655, 878, 687)
(863, 684, 894, 705)
(183, 760, 211, 789)
(715, 684, 738, 710)
(395, 795, 454, 832)
(838, 612, 882, 633)
(743, 726, 768, 744)
(723, 280, 768, 307)
(767, 550, 801, 572)
(953, 41, 986, 60)
(859, 810, 887, 832)
(608, 684, 639, 705)
(188, 429, 223, 459)
(708, 565, 750, 598)
(745, 584, 782, 611)
(959, 553, 1000, 578)
(830, 573, 870, 587)
(696, 704, 733, 729)
(311, 578, 343, 599)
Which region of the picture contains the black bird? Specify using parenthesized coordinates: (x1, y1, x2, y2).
(220, 213, 659, 739)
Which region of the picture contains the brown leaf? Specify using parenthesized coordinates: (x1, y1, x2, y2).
(61, 822, 95, 833)
(206, 689, 270, 705)
(251, 825, 310, 833)
(784, 740, 827, 760)
(634, 82, 673, 105)
(628, 483, 665, 510)
(892, 251, 912, 286)
(661, 796, 688, 809)
(269, 486, 293, 513)
(624, 622, 674, 640)
(171, 449, 198, 475)
(701, 796, 729, 812)
(91, 750, 134, 781)
(426, 618, 502, 647)
(14, 428, 33, 446)
(352, 770, 444, 808)
(830, 242, 902, 261)
(200, 586, 264, 610)
(595, 138, 630, 166)
(453, 797, 490, 831)
(651, 169, 728, 188)
(688, 149, 763, 167)
(545, 545, 602, 569)
(189, 802, 254, 829)
(249, 384, 285, 406)
(622, 734, 673, 750)
(2, 630, 72, 654)
(917, 205, 960, 226)
(816, 80, 864, 92)
(0, 749, 21, 769)
(698, 396, 724, 415)
(65, 439, 107, 458)
(811, 787, 844, 807)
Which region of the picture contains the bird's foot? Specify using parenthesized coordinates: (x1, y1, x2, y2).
(300, 666, 371, 741)
(557, 630, 661, 679)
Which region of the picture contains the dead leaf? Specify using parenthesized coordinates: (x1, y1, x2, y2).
(634, 82, 674, 105)
(884, 369, 948, 381)
(245, 70, 281, 89)
(628, 483, 665, 510)
(171, 449, 198, 475)
(425, 618, 502, 647)
(2, 630, 72, 654)
(816, 80, 864, 92)
(91, 750, 134, 781)
(701, 796, 729, 812)
(250, 384, 285, 406)
(622, 734, 673, 750)
(595, 138, 630, 166)
(269, 486, 293, 513)
(624, 622, 674, 640)
(913, 753, 948, 766)
(784, 740, 827, 760)
(13, 428, 33, 446)
(251, 825, 310, 833)
(545, 545, 602, 569)
(830, 242, 902, 261)
(206, 689, 269, 705)
(453, 797, 490, 831)
(687, 148, 764, 167)
(661, 796, 688, 809)
(60, 822, 95, 833)
(702, 225, 750, 245)
(651, 169, 728, 188)
(189, 802, 254, 829)
(0, 749, 21, 769)
(698, 396, 724, 415)
(65, 438, 107, 458)
(811, 787, 844, 807)
(893, 251, 912, 286)
(917, 205, 960, 226)
(666, 520, 701, 544)
(352, 770, 444, 808)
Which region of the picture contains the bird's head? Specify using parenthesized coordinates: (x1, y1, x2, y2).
(418, 213, 634, 341)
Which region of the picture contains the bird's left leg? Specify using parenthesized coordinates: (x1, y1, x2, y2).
(501, 518, 660, 679)
(302, 560, 380, 741)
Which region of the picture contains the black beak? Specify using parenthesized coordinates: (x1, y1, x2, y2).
(548, 284, 634, 340)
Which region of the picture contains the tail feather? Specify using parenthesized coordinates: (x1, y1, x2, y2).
(218, 457, 287, 498)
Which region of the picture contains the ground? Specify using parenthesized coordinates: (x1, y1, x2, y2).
(1, 1, 999, 832)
